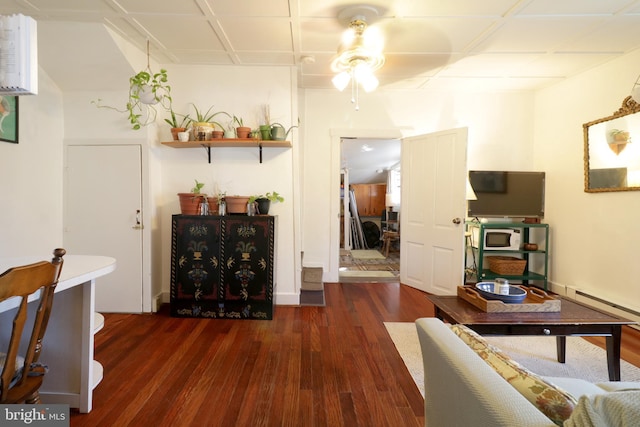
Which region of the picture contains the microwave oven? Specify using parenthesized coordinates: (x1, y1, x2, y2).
(471, 227, 521, 250)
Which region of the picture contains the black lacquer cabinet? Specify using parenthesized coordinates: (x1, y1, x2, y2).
(170, 215, 274, 319)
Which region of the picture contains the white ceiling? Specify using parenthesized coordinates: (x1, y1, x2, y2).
(1, 0, 640, 92)
(3, 0, 640, 184)
(342, 138, 400, 184)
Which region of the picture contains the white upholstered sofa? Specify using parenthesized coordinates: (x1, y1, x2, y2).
(415, 317, 640, 427)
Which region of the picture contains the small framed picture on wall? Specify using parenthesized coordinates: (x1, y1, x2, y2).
(0, 95, 18, 144)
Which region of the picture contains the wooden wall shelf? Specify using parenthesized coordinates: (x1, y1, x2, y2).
(161, 139, 292, 163)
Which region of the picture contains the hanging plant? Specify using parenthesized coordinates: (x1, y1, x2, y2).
(92, 41, 172, 130)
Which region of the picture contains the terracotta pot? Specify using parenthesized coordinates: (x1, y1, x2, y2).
(207, 196, 219, 214)
(212, 130, 224, 139)
(171, 127, 186, 141)
(178, 193, 208, 215)
(236, 126, 251, 139)
(225, 196, 250, 214)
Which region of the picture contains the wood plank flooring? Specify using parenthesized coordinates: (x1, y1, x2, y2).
(70, 283, 640, 427)
(71, 283, 433, 427)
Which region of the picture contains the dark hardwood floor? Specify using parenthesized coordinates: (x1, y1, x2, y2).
(70, 282, 640, 427)
(71, 283, 433, 427)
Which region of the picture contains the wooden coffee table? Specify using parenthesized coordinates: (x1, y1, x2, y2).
(427, 294, 636, 381)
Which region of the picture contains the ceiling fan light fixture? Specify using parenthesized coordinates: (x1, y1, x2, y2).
(331, 6, 385, 110)
(332, 71, 351, 91)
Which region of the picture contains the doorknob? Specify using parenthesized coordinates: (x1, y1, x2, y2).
(452, 218, 462, 225)
(132, 209, 144, 230)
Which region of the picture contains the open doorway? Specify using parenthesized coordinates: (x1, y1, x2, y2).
(339, 137, 401, 282)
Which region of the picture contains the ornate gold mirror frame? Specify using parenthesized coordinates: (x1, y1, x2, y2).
(583, 96, 640, 192)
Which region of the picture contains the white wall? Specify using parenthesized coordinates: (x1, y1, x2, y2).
(300, 89, 536, 280)
(534, 49, 640, 314)
(6, 29, 638, 315)
(0, 70, 64, 257)
(156, 65, 300, 305)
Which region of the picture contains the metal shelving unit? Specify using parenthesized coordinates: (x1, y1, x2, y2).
(466, 220, 549, 290)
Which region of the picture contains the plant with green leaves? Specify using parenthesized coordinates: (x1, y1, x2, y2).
(249, 191, 284, 203)
(92, 68, 172, 130)
(191, 180, 205, 194)
(164, 109, 190, 128)
(190, 104, 230, 130)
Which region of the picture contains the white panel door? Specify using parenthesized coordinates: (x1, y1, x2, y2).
(64, 145, 143, 312)
(400, 128, 468, 295)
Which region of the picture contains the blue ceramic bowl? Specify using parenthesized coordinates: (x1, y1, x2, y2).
(475, 282, 527, 304)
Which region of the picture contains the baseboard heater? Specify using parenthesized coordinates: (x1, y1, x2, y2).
(575, 290, 640, 328)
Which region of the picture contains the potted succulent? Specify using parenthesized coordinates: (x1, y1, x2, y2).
(249, 191, 284, 215)
(190, 104, 230, 141)
(92, 67, 172, 130)
(165, 109, 191, 141)
(234, 115, 252, 139)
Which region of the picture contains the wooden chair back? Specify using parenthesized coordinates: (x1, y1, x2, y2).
(0, 248, 65, 404)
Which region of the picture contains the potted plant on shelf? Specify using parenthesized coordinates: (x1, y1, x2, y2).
(165, 109, 191, 141)
(225, 195, 251, 214)
(190, 104, 230, 141)
(249, 191, 284, 215)
(178, 180, 215, 215)
(259, 104, 272, 140)
(234, 116, 252, 139)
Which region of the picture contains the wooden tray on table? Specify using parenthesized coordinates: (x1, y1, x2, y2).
(457, 285, 561, 313)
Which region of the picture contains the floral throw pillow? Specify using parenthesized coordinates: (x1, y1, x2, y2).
(450, 324, 576, 426)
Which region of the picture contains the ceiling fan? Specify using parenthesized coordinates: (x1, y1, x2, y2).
(331, 5, 386, 110)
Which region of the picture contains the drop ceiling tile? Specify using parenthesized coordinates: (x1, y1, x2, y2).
(426, 76, 560, 91)
(111, 0, 203, 15)
(379, 17, 498, 53)
(299, 18, 347, 52)
(516, 53, 619, 77)
(298, 0, 383, 19)
(517, 0, 635, 16)
(22, 0, 115, 13)
(557, 16, 640, 52)
(170, 51, 234, 64)
(220, 18, 293, 51)
(475, 16, 607, 52)
(388, 0, 522, 17)
(236, 52, 295, 65)
(135, 16, 225, 50)
(439, 53, 542, 77)
(206, 0, 291, 17)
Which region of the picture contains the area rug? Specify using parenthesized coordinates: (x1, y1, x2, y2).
(384, 322, 640, 397)
(350, 249, 386, 260)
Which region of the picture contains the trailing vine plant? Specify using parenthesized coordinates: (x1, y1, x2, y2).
(92, 40, 172, 130)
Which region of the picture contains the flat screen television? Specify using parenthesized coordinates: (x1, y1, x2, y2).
(467, 171, 545, 219)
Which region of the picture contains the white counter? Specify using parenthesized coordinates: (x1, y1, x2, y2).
(0, 254, 116, 413)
